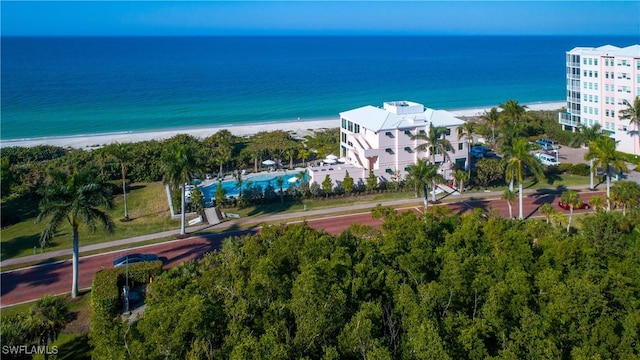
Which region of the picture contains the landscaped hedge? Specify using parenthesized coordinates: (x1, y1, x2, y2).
(91, 260, 163, 316)
(90, 260, 163, 359)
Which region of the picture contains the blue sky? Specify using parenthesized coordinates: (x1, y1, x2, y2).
(2, 1, 639, 36)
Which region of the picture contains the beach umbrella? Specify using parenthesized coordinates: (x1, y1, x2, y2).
(262, 159, 276, 166)
(326, 154, 338, 160)
(337, 157, 346, 163)
(287, 176, 299, 183)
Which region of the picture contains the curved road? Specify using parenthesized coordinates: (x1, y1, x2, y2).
(0, 191, 600, 307)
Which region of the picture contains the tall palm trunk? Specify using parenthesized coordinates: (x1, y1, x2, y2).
(423, 184, 429, 213)
(589, 159, 594, 190)
(72, 226, 79, 298)
(431, 180, 437, 202)
(567, 207, 573, 233)
(509, 178, 514, 192)
(606, 170, 611, 211)
(121, 163, 129, 220)
(181, 184, 186, 235)
(506, 201, 513, 219)
(518, 183, 523, 219)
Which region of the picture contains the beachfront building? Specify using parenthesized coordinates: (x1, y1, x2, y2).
(559, 44, 640, 155)
(308, 101, 468, 187)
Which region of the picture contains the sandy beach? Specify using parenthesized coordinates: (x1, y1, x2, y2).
(1, 101, 565, 149)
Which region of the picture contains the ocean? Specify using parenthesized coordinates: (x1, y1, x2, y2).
(1, 35, 637, 141)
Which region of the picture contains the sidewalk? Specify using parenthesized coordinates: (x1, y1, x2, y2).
(0, 183, 599, 269)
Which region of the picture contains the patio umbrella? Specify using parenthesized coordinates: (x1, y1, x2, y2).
(324, 158, 337, 164)
(287, 176, 299, 183)
(337, 157, 346, 163)
(262, 159, 276, 166)
(326, 154, 338, 160)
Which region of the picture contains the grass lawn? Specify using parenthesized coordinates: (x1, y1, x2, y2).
(1, 182, 179, 261)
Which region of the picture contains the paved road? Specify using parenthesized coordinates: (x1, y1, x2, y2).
(0, 190, 603, 307)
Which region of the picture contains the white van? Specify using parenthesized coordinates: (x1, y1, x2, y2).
(534, 152, 559, 166)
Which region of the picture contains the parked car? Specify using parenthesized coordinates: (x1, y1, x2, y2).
(113, 253, 159, 267)
(558, 201, 589, 210)
(470, 145, 491, 158)
(534, 152, 559, 166)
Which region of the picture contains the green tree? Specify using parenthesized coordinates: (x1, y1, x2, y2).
(610, 181, 640, 216)
(276, 176, 285, 203)
(30, 295, 69, 357)
(585, 137, 628, 210)
(298, 147, 311, 167)
(571, 123, 605, 190)
(473, 158, 503, 189)
(619, 96, 640, 154)
(191, 184, 205, 213)
(589, 195, 605, 212)
(162, 143, 203, 235)
(103, 142, 132, 221)
(390, 168, 403, 192)
(501, 138, 545, 219)
(412, 123, 454, 164)
(538, 203, 555, 224)
(214, 180, 226, 208)
(366, 170, 378, 191)
(502, 189, 516, 219)
(480, 107, 500, 145)
(453, 169, 469, 193)
(322, 175, 333, 198)
(560, 190, 581, 232)
(499, 99, 529, 123)
(36, 169, 115, 298)
(406, 159, 444, 211)
(457, 121, 476, 175)
(342, 170, 354, 194)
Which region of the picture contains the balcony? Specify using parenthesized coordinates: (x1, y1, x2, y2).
(558, 112, 581, 127)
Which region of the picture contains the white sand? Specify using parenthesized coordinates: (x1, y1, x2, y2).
(1, 101, 566, 149)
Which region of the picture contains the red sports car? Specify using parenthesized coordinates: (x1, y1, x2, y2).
(558, 201, 590, 210)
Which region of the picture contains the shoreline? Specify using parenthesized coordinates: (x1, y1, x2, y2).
(0, 101, 565, 149)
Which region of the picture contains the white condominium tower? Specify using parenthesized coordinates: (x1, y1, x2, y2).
(559, 44, 640, 155)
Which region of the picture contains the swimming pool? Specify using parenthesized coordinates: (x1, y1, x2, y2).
(200, 173, 306, 203)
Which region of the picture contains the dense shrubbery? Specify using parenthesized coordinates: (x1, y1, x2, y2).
(88, 209, 640, 359)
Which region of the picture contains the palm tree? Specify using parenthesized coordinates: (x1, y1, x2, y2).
(298, 147, 311, 167)
(30, 294, 69, 358)
(412, 123, 454, 164)
(500, 138, 545, 219)
(560, 190, 581, 232)
(480, 107, 500, 145)
(499, 99, 529, 123)
(36, 169, 115, 298)
(619, 96, 640, 154)
(539, 203, 555, 224)
(589, 196, 604, 212)
(103, 143, 131, 221)
(276, 176, 285, 203)
(206, 130, 235, 177)
(570, 123, 605, 190)
(502, 189, 516, 219)
(161, 144, 203, 235)
(406, 159, 444, 212)
(457, 121, 475, 175)
(585, 137, 629, 211)
(452, 169, 469, 193)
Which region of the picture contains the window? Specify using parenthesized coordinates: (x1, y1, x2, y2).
(588, 83, 593, 90)
(588, 58, 592, 65)
(385, 148, 394, 154)
(594, 108, 598, 115)
(404, 146, 413, 152)
(594, 71, 598, 78)
(589, 95, 593, 102)
(341, 132, 346, 143)
(404, 130, 412, 136)
(594, 59, 598, 66)
(458, 143, 464, 151)
(583, 58, 587, 65)
(605, 59, 609, 66)
(583, 70, 587, 77)
(354, 124, 360, 133)
(605, 84, 609, 91)
(385, 131, 393, 137)
(583, 82, 588, 89)
(605, 72, 609, 79)
(419, 130, 426, 135)
(341, 118, 347, 129)
(583, 93, 588, 101)
(347, 121, 353, 132)
(589, 71, 593, 77)
(595, 95, 598, 103)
